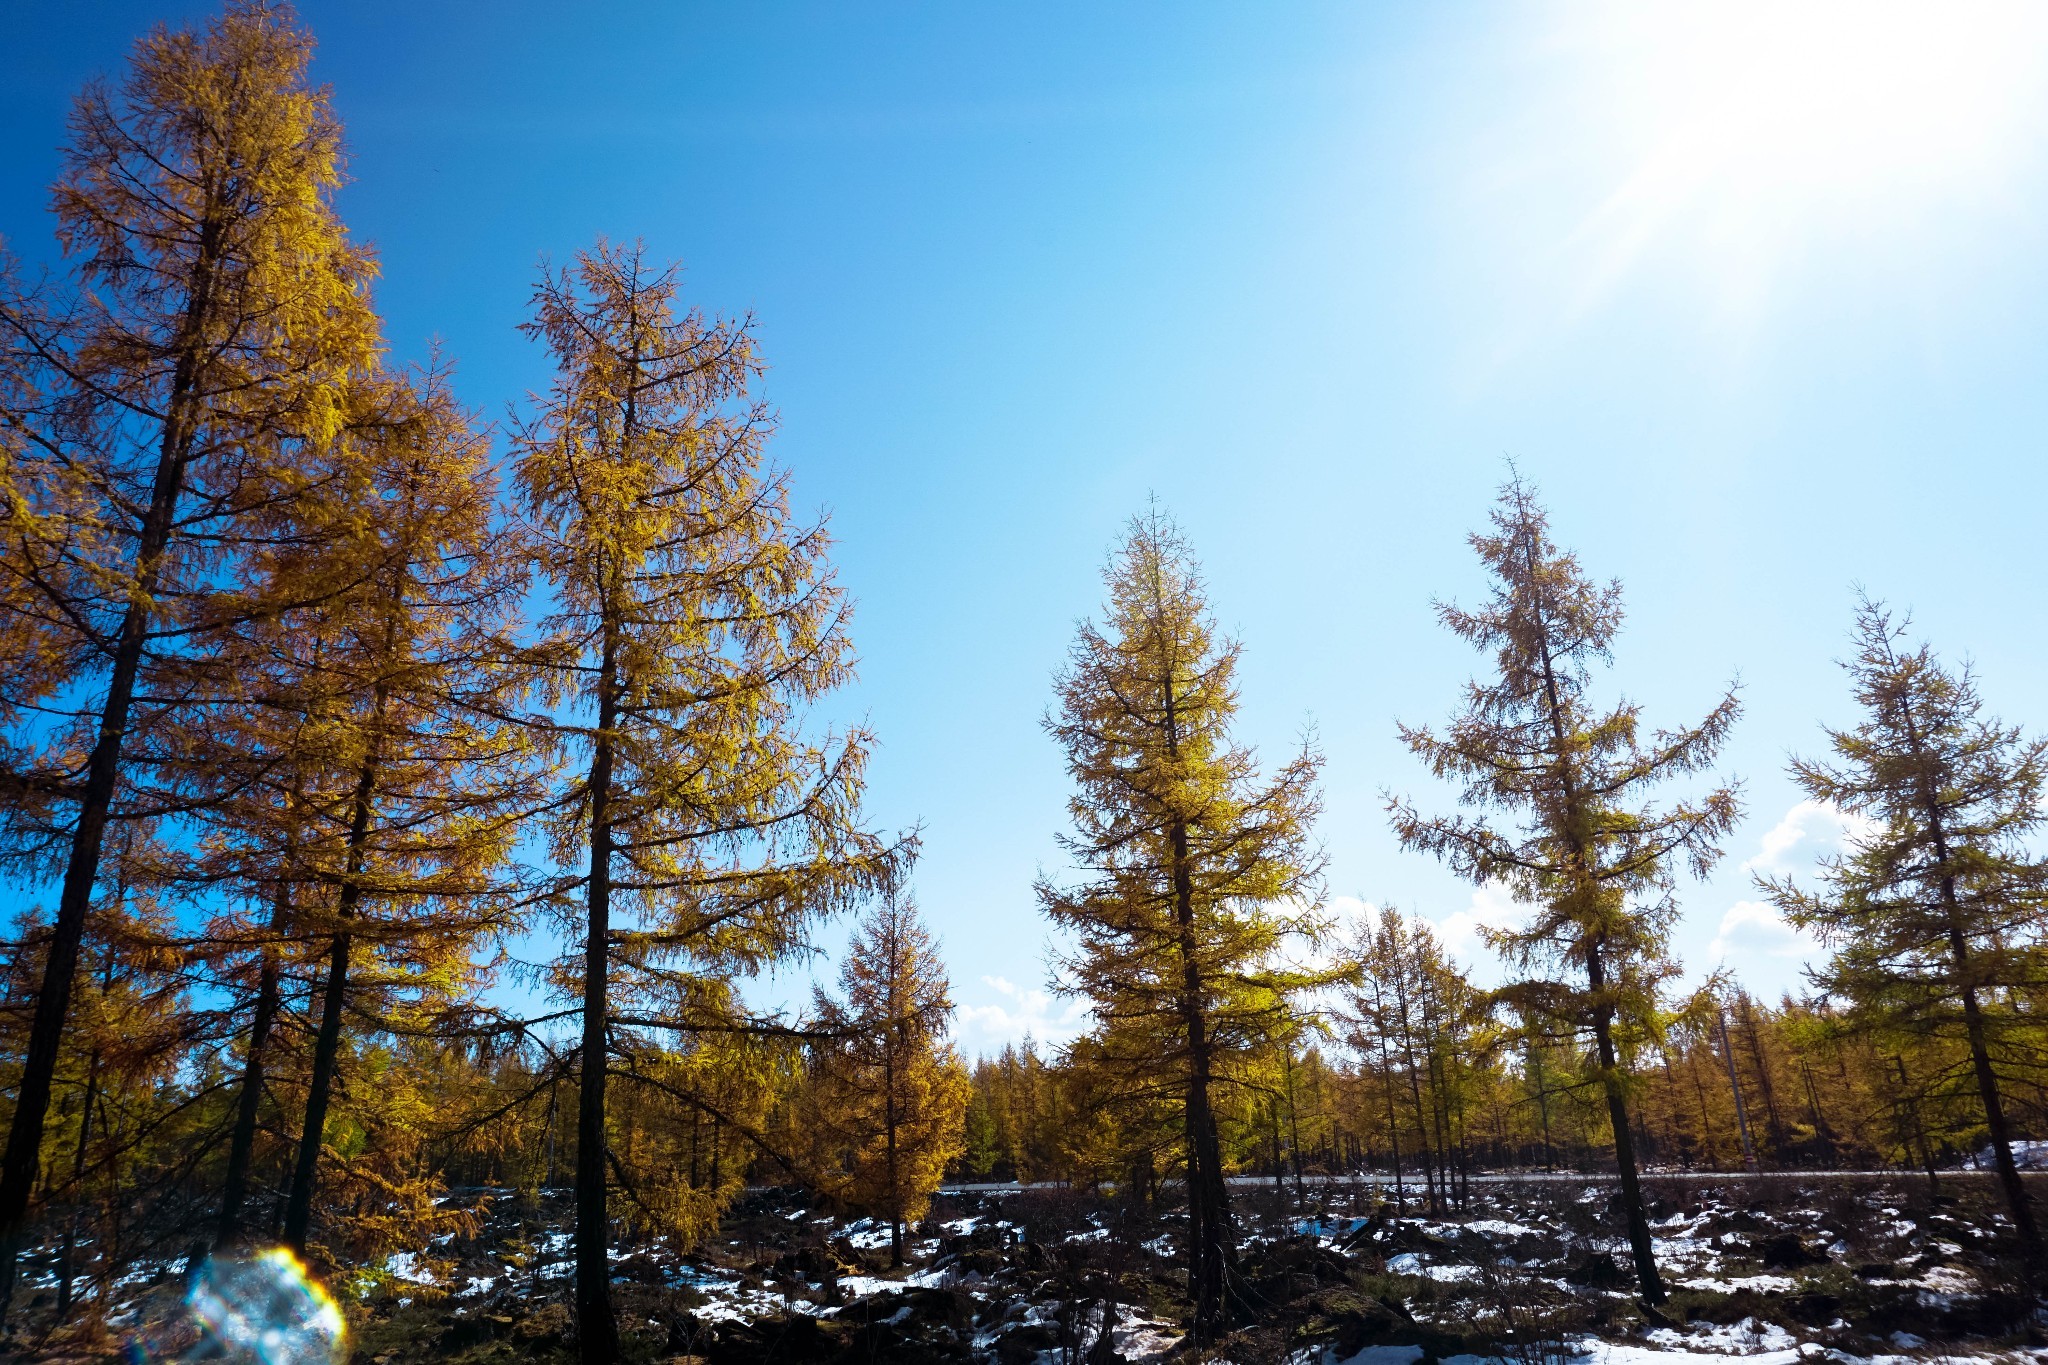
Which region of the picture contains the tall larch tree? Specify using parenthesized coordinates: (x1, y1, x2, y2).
(1040, 507, 1327, 1342)
(144, 360, 530, 1258)
(512, 240, 897, 1364)
(807, 891, 967, 1265)
(0, 0, 379, 1272)
(270, 366, 536, 1256)
(1764, 599, 2048, 1248)
(1390, 476, 1739, 1304)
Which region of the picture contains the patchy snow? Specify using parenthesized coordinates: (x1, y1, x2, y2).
(1649, 1319, 1798, 1353)
(1968, 1139, 2048, 1170)
(1333, 1347, 1424, 1365)
(1677, 1272, 1802, 1293)
(1465, 1218, 1540, 1238)
(383, 1251, 437, 1285)
(840, 1219, 895, 1250)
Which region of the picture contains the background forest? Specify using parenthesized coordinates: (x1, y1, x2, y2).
(2, 5, 2047, 1364)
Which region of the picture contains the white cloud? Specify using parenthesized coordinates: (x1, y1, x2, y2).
(1697, 799, 1869, 996)
(1741, 799, 1875, 880)
(1427, 881, 1523, 986)
(953, 974, 1091, 1055)
(1708, 899, 1819, 967)
(1326, 894, 1375, 933)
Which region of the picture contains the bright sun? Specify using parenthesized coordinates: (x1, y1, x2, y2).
(1547, 1, 2048, 312)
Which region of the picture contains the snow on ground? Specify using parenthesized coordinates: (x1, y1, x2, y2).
(69, 1172, 2048, 1363)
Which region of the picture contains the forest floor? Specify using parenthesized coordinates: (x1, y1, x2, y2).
(16, 1171, 2048, 1365)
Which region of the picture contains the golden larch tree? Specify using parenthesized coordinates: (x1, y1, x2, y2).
(1765, 598, 2048, 1247)
(0, 0, 380, 1270)
(1390, 475, 1739, 1304)
(807, 891, 968, 1265)
(1039, 507, 1328, 1341)
(512, 240, 897, 1363)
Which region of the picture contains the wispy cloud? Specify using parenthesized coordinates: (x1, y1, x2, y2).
(1740, 798, 1875, 880)
(1428, 882, 1522, 986)
(1708, 899, 1819, 970)
(1705, 798, 1872, 990)
(953, 974, 1091, 1054)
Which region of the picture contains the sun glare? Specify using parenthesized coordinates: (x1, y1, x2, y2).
(1552, 1, 2048, 312)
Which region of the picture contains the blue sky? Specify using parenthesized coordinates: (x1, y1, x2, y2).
(7, 2, 2048, 1053)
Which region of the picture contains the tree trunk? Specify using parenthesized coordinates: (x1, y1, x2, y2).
(1961, 984, 2037, 1244)
(577, 636, 622, 1365)
(55, 1046, 98, 1319)
(1715, 1008, 1759, 1173)
(1589, 943, 1663, 1304)
(886, 1047, 903, 1268)
(1376, 985, 1405, 1207)
(282, 928, 352, 1253)
(1284, 1050, 1307, 1205)
(217, 953, 281, 1247)
(1738, 998, 1789, 1159)
(1171, 814, 1230, 1341)
(1909, 692, 2035, 1245)
(282, 668, 391, 1253)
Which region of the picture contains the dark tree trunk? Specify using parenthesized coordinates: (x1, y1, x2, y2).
(1962, 983, 2038, 1244)
(55, 1046, 98, 1319)
(1589, 943, 1663, 1305)
(217, 953, 281, 1247)
(282, 682, 388, 1253)
(1171, 815, 1231, 1341)
(1716, 1008, 1759, 1172)
(282, 929, 352, 1253)
(576, 636, 621, 1365)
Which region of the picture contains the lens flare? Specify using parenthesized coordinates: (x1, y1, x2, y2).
(182, 1249, 346, 1365)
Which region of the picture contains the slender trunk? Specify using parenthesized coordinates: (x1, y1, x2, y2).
(1172, 814, 1229, 1340)
(1382, 1056, 1404, 1208)
(281, 929, 352, 1253)
(576, 628, 622, 1365)
(1686, 1046, 1716, 1169)
(1895, 1055, 1939, 1195)
(1374, 983, 1404, 1208)
(282, 659, 393, 1253)
(1519, 525, 1659, 1301)
(1901, 683, 2035, 1244)
(1284, 1051, 1306, 1205)
(1425, 1046, 1452, 1209)
(1799, 1060, 1836, 1165)
(886, 1044, 902, 1267)
(217, 954, 282, 1247)
(55, 1045, 99, 1319)
(1933, 858, 2037, 1240)
(1738, 998, 1788, 1159)
(1715, 1008, 1759, 1173)
(1960, 984, 2036, 1242)
(1393, 975, 1437, 1213)
(1589, 942, 1663, 1304)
